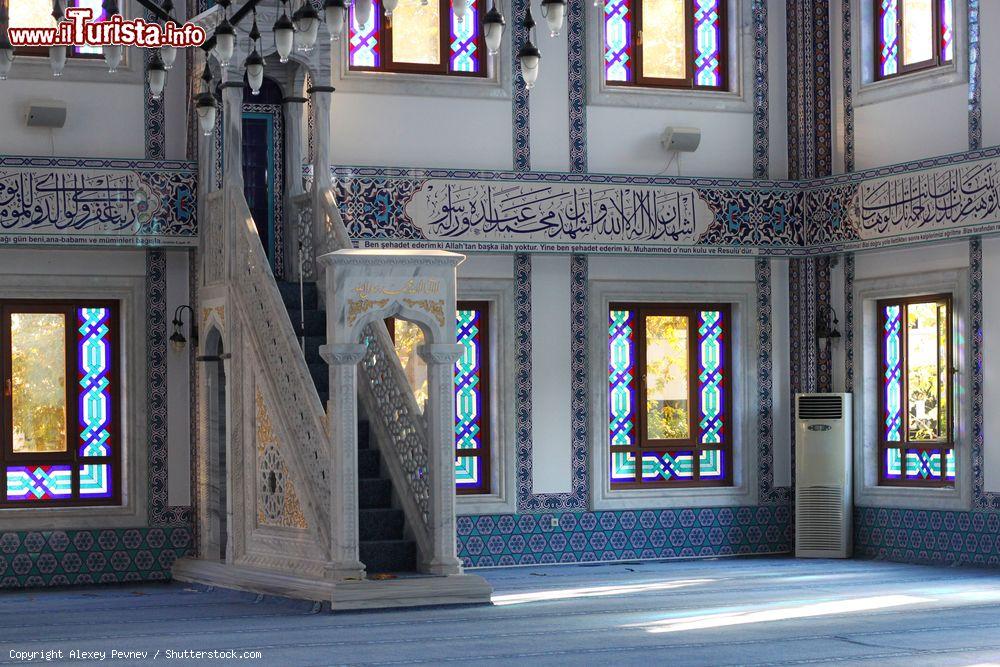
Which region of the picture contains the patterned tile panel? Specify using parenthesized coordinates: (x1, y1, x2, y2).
(855, 507, 1000, 566)
(459, 505, 791, 566)
(0, 529, 191, 588)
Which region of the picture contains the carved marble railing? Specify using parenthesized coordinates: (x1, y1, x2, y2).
(287, 192, 316, 281)
(231, 189, 331, 533)
(317, 187, 434, 547)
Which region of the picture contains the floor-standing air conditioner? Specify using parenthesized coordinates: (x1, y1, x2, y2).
(795, 393, 852, 558)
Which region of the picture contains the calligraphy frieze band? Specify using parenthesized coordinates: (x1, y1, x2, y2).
(0, 160, 197, 247)
(807, 151, 1000, 250)
(336, 170, 803, 256)
(336, 149, 1000, 256)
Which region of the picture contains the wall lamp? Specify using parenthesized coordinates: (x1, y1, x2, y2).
(170, 304, 198, 353)
(816, 303, 842, 344)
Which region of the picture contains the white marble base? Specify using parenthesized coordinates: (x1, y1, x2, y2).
(171, 558, 493, 611)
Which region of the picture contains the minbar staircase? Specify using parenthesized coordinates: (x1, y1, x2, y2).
(276, 281, 417, 574)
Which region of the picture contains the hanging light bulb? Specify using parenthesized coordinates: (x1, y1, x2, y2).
(293, 1, 321, 50)
(539, 0, 565, 36)
(452, 0, 470, 22)
(382, 0, 398, 17)
(104, 44, 122, 72)
(324, 0, 347, 40)
(483, 1, 505, 55)
(160, 45, 177, 69)
(195, 92, 217, 136)
(0, 31, 13, 81)
(148, 51, 167, 99)
(353, 0, 373, 28)
(245, 49, 264, 94)
(47, 0, 67, 76)
(47, 46, 66, 77)
(274, 11, 295, 63)
(518, 7, 540, 90)
(213, 17, 236, 66)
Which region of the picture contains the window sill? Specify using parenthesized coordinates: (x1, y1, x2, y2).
(0, 501, 145, 530)
(855, 62, 966, 107)
(457, 492, 516, 516)
(593, 484, 756, 511)
(588, 82, 751, 113)
(854, 483, 968, 511)
(2, 53, 142, 84)
(333, 54, 509, 100)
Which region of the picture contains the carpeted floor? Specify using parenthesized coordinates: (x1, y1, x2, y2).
(2, 557, 1000, 665)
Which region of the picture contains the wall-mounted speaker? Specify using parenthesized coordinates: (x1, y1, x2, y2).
(661, 126, 701, 153)
(25, 102, 67, 129)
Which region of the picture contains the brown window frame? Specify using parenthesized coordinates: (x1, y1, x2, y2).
(876, 293, 954, 488)
(610, 302, 734, 488)
(874, 0, 950, 82)
(606, 0, 728, 91)
(4, 0, 107, 59)
(387, 299, 492, 495)
(348, 0, 488, 79)
(0, 299, 122, 507)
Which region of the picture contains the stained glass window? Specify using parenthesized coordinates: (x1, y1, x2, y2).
(609, 303, 732, 487)
(8, 0, 109, 57)
(877, 0, 952, 80)
(390, 301, 491, 495)
(878, 295, 954, 486)
(1, 301, 118, 505)
(603, 0, 725, 90)
(348, 0, 484, 77)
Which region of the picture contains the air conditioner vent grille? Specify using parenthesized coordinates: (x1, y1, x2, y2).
(797, 486, 844, 552)
(798, 394, 843, 420)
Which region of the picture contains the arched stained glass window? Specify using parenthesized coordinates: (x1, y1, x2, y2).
(603, 0, 726, 90)
(348, 0, 485, 76)
(876, 0, 953, 80)
(1, 301, 120, 506)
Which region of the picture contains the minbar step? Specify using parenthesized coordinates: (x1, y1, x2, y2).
(360, 539, 417, 574)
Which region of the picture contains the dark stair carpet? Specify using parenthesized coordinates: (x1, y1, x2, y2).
(277, 281, 417, 575)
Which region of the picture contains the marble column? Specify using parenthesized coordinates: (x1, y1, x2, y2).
(309, 82, 336, 250)
(283, 96, 309, 280)
(318, 342, 367, 581)
(418, 342, 466, 576)
(220, 81, 245, 193)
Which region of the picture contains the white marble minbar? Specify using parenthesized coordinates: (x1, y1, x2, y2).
(318, 249, 469, 578)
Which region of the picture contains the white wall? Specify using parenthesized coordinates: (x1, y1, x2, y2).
(981, 237, 1000, 493)
(0, 1, 190, 160)
(830, 1, 986, 172)
(330, 0, 788, 179)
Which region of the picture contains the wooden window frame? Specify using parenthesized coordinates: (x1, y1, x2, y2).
(349, 0, 487, 78)
(606, 0, 728, 91)
(609, 302, 734, 488)
(388, 300, 492, 495)
(876, 293, 954, 488)
(5, 0, 108, 59)
(874, 0, 949, 81)
(0, 299, 122, 507)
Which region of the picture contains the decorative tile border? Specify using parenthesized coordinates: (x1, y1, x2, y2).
(752, 0, 769, 179)
(844, 252, 855, 393)
(841, 0, 855, 172)
(786, 0, 832, 179)
(458, 506, 791, 567)
(143, 10, 165, 162)
(816, 256, 832, 392)
(757, 259, 785, 504)
(512, 0, 530, 172)
(147, 250, 193, 527)
(855, 507, 1000, 566)
(970, 237, 999, 509)
(567, 0, 587, 174)
(515, 255, 589, 512)
(969, 0, 982, 151)
(0, 528, 192, 588)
